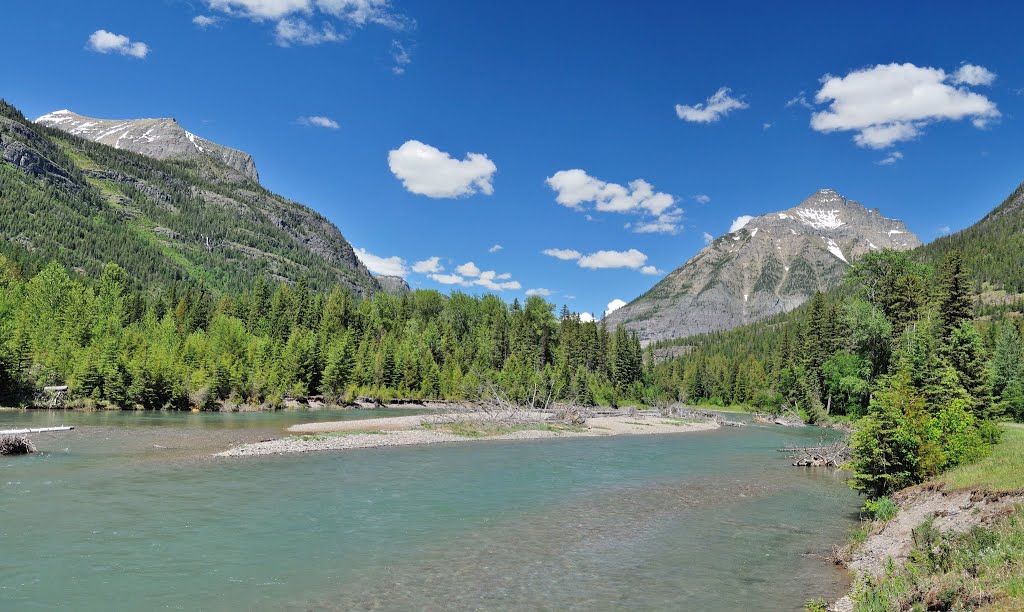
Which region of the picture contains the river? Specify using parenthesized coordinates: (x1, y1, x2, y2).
(1, 409, 859, 610)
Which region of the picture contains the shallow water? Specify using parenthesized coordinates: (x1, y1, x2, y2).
(1, 410, 859, 610)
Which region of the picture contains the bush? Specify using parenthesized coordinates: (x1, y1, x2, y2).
(863, 496, 899, 522)
(928, 400, 989, 470)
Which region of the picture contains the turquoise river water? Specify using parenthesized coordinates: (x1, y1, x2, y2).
(1, 409, 860, 610)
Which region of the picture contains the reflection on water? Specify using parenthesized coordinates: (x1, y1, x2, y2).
(1, 410, 857, 611)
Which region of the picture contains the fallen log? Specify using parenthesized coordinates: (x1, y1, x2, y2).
(0, 426, 75, 435)
(779, 436, 850, 467)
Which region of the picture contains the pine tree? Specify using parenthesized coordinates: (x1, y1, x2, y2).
(938, 251, 973, 335)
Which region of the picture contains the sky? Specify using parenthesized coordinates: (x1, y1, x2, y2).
(4, 1, 1024, 320)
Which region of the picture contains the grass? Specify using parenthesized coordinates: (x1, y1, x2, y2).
(850, 511, 1024, 611)
(291, 430, 387, 442)
(933, 427, 1024, 492)
(440, 421, 587, 438)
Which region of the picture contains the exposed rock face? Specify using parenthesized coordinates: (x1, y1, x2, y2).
(605, 189, 921, 344)
(35, 110, 259, 183)
(376, 275, 411, 294)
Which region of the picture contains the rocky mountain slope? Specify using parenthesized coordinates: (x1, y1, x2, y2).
(605, 189, 921, 344)
(36, 110, 259, 182)
(0, 100, 378, 295)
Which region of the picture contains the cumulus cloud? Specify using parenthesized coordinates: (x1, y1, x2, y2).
(604, 299, 627, 317)
(694, 194, 711, 204)
(545, 169, 682, 234)
(578, 312, 595, 323)
(729, 215, 754, 233)
(811, 62, 1000, 148)
(703, 232, 715, 245)
(428, 273, 465, 285)
(577, 249, 648, 270)
(455, 261, 481, 277)
(877, 151, 904, 166)
(354, 247, 407, 277)
(640, 266, 661, 276)
(488, 244, 503, 253)
(525, 288, 552, 296)
(298, 115, 340, 129)
(193, 15, 219, 27)
(675, 87, 748, 123)
(762, 122, 773, 130)
(204, 0, 410, 47)
(542, 248, 582, 261)
(951, 64, 996, 86)
(412, 256, 443, 274)
(389, 140, 496, 198)
(786, 92, 814, 110)
(427, 265, 520, 291)
(87, 30, 149, 58)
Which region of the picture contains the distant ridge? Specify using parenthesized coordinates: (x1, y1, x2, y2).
(36, 109, 259, 183)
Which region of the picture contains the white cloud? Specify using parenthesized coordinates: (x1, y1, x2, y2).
(206, 0, 311, 20)
(542, 248, 581, 261)
(811, 62, 1000, 149)
(525, 288, 552, 296)
(545, 169, 682, 234)
(274, 18, 343, 46)
(877, 151, 904, 166)
(412, 256, 443, 274)
(488, 244, 503, 253)
(205, 0, 409, 48)
(389, 140, 496, 198)
(193, 15, 219, 27)
(429, 273, 466, 285)
(298, 115, 340, 129)
(729, 215, 754, 232)
(354, 247, 407, 277)
(703, 232, 715, 245)
(633, 209, 683, 235)
(577, 249, 648, 270)
(578, 312, 595, 323)
(87, 30, 149, 58)
(391, 40, 411, 75)
(675, 87, 748, 123)
(762, 122, 773, 130)
(694, 194, 711, 204)
(951, 64, 996, 86)
(604, 299, 627, 316)
(640, 266, 662, 276)
(455, 261, 481, 277)
(937, 224, 951, 236)
(473, 272, 520, 291)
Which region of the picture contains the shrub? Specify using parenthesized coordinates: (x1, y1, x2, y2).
(863, 496, 899, 522)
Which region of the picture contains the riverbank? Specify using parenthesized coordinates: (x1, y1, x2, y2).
(215, 412, 721, 457)
(829, 427, 1024, 611)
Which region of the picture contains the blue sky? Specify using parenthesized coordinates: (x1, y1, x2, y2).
(4, 1, 1024, 319)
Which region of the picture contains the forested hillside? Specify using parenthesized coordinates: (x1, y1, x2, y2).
(915, 181, 1024, 293)
(0, 257, 649, 410)
(0, 100, 378, 294)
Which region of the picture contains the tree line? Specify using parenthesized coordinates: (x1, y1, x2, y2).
(0, 256, 650, 410)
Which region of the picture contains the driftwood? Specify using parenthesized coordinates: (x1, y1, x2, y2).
(753, 405, 805, 427)
(0, 434, 36, 455)
(779, 436, 851, 467)
(0, 426, 75, 435)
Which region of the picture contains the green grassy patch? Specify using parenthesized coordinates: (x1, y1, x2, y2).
(440, 421, 587, 438)
(291, 430, 388, 442)
(851, 510, 1024, 611)
(933, 427, 1024, 492)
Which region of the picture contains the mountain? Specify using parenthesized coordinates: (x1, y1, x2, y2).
(376, 275, 411, 294)
(36, 110, 259, 183)
(0, 100, 378, 295)
(916, 181, 1024, 294)
(605, 189, 921, 344)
